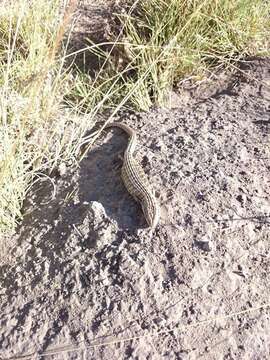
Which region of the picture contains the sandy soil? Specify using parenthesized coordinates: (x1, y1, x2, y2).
(0, 57, 270, 359)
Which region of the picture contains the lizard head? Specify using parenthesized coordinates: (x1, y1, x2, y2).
(142, 196, 159, 229)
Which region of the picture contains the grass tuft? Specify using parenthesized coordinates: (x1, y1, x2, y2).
(0, 0, 82, 233)
(77, 0, 270, 110)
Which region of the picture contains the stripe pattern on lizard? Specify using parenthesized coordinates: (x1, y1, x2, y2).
(104, 122, 159, 229)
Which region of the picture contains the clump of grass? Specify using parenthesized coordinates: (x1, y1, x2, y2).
(0, 0, 86, 233)
(76, 0, 270, 110)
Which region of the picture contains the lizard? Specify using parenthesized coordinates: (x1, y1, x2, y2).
(104, 122, 160, 229)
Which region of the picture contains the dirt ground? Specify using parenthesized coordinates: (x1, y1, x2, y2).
(1, 1, 270, 358)
(1, 57, 270, 359)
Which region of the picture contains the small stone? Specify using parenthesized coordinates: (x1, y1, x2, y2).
(195, 239, 211, 252)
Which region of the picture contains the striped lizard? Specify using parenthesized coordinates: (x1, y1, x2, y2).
(104, 122, 159, 229)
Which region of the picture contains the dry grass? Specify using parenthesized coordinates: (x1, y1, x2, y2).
(0, 0, 84, 233)
(74, 0, 270, 110)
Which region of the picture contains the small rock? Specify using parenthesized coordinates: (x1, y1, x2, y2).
(194, 239, 211, 252)
(88, 201, 107, 225)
